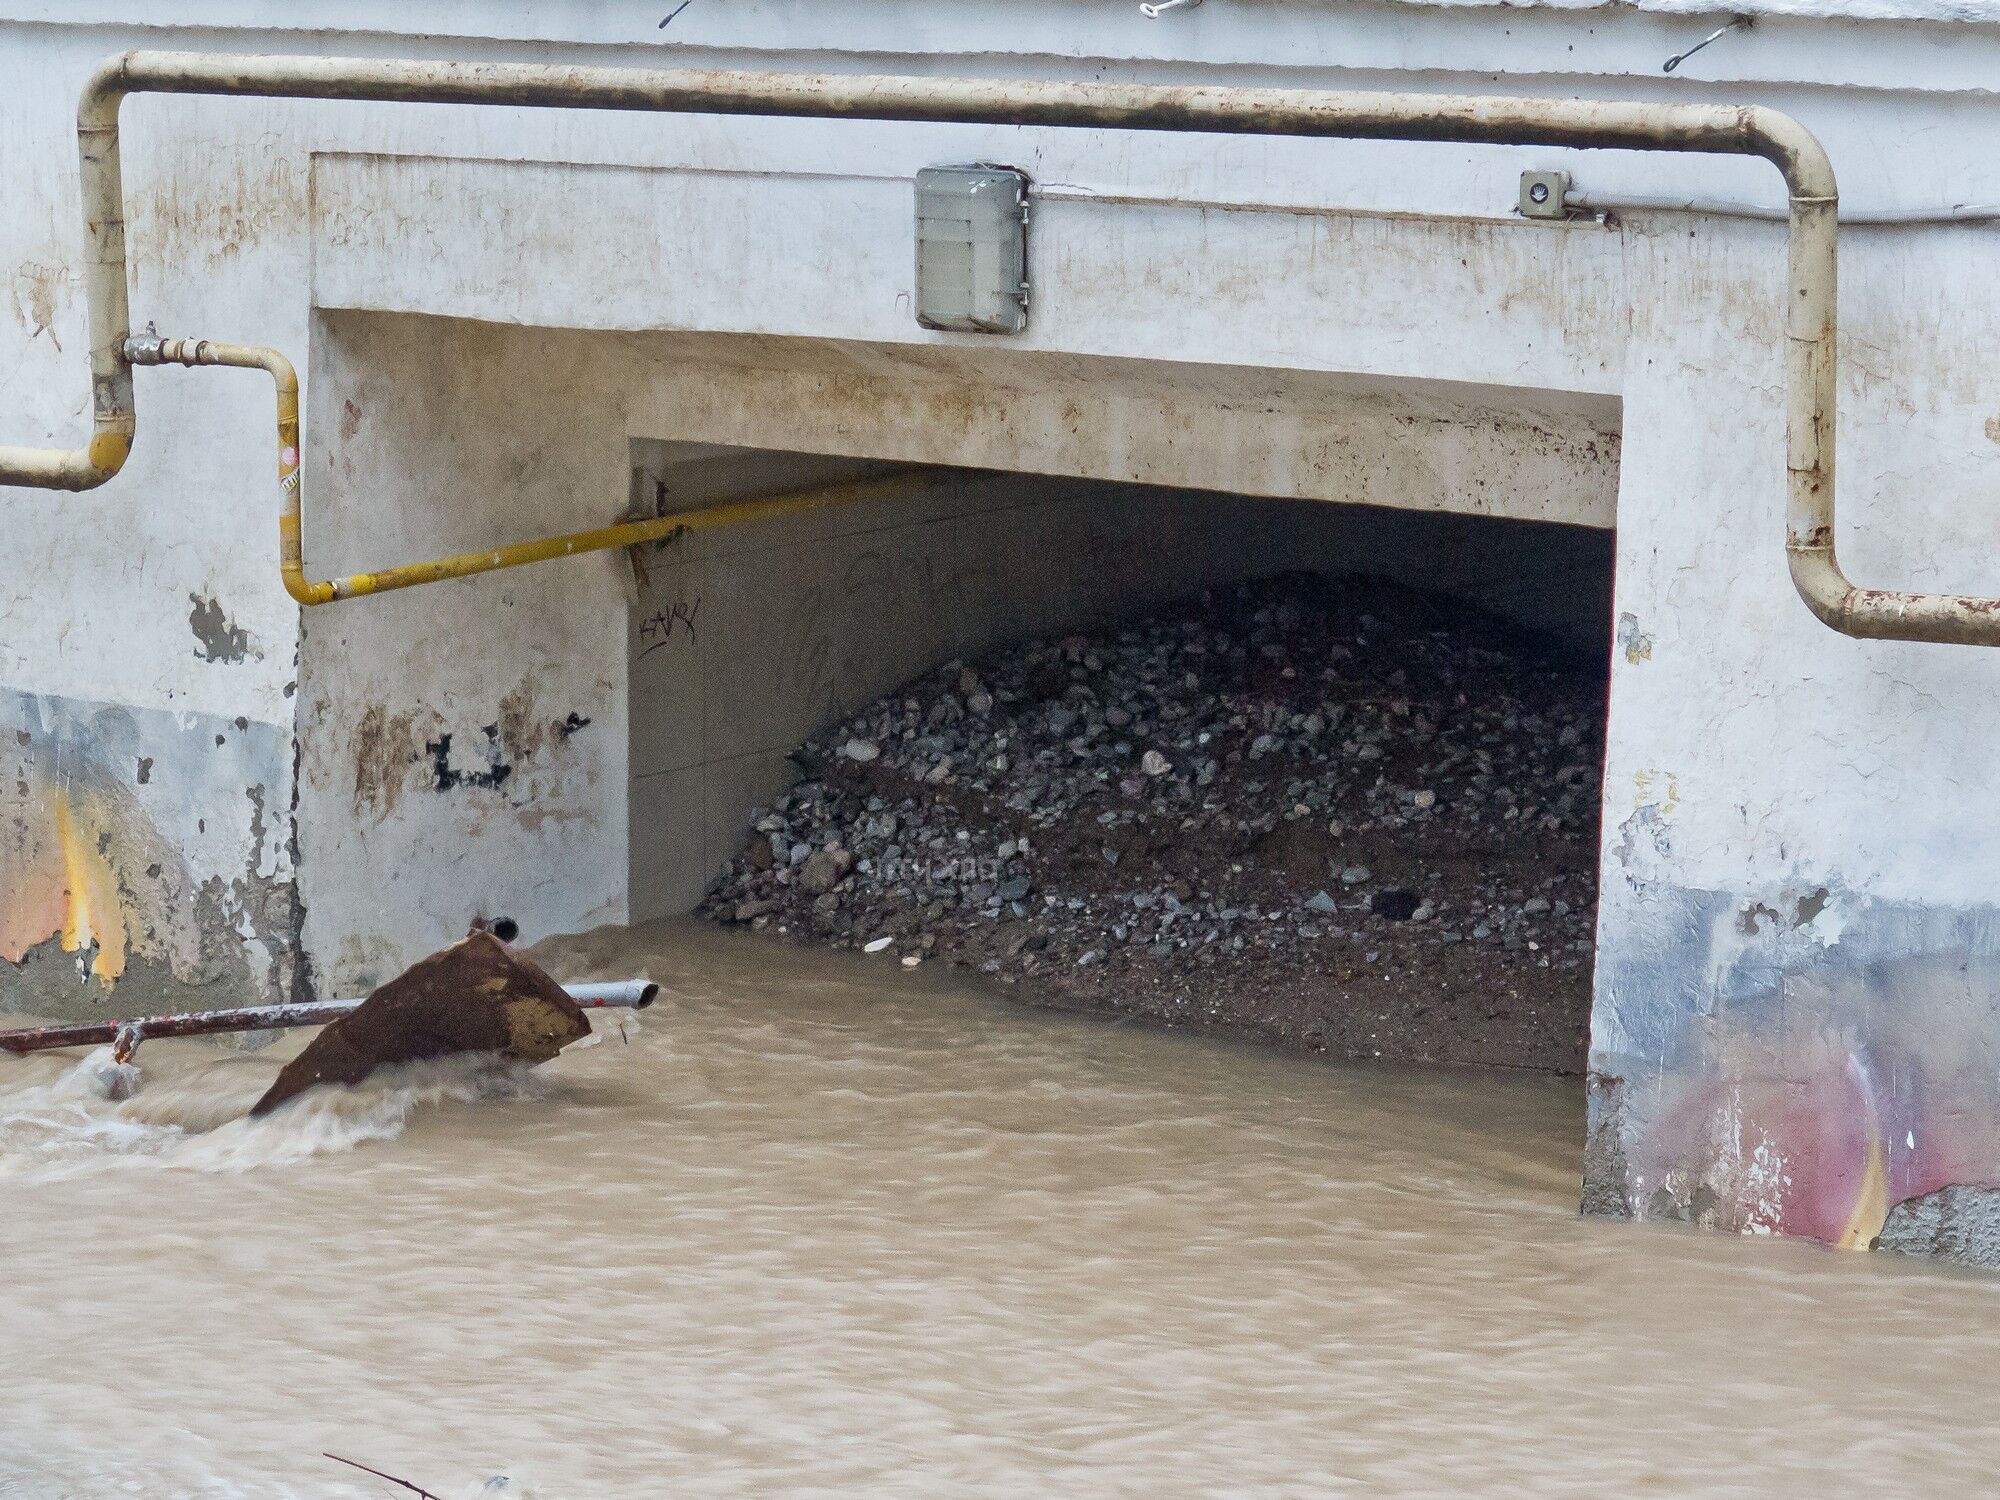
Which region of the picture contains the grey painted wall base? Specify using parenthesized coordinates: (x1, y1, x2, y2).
(0, 690, 299, 1020)
(1589, 876, 2000, 1258)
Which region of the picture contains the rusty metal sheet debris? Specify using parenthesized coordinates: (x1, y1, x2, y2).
(249, 930, 590, 1116)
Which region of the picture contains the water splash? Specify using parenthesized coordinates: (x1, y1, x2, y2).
(0, 1044, 539, 1181)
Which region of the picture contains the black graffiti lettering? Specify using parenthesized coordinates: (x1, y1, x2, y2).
(638, 595, 703, 658)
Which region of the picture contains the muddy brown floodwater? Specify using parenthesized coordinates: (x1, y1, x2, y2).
(4, 920, 2000, 1498)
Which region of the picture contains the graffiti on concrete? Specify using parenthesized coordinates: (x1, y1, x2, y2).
(1589, 881, 2000, 1261)
(637, 596, 702, 657)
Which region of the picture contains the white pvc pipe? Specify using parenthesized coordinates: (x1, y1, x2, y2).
(559, 981, 661, 1010)
(313, 979, 659, 1011)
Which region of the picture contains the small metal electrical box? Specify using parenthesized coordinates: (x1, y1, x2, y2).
(1518, 170, 1573, 221)
(915, 164, 1030, 335)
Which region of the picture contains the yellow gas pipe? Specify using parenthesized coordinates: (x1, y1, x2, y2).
(124, 333, 951, 605)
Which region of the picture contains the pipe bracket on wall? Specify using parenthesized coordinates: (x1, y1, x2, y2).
(4, 50, 1999, 643)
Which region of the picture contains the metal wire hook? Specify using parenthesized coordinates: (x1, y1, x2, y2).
(1664, 16, 1750, 73)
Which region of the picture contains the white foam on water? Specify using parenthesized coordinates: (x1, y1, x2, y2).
(0, 1044, 541, 1181)
(459, 1475, 551, 1499)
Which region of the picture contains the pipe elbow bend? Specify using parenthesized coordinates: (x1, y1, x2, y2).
(283, 570, 338, 608)
(1740, 104, 1838, 202)
(247, 346, 300, 394)
(1787, 544, 1858, 633)
(77, 51, 136, 131)
(85, 425, 133, 482)
(1788, 544, 2000, 647)
(0, 435, 128, 492)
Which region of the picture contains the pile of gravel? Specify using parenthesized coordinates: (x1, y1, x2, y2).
(700, 573, 1605, 1071)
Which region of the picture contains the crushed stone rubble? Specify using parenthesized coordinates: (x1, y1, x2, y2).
(699, 573, 1605, 1071)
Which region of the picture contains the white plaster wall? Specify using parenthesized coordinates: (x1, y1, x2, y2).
(7, 2, 1997, 91)
(296, 312, 633, 996)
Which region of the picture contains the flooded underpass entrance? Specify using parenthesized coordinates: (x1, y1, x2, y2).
(13, 458, 2000, 1492)
(629, 448, 1616, 1077)
(10, 920, 2000, 1496)
(7, 0, 2000, 1474)
(17, 325, 2000, 1493)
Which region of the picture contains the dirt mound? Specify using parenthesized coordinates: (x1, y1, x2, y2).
(700, 574, 1604, 1073)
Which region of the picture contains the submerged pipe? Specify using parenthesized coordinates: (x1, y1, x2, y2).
(0, 50, 1989, 642)
(0, 977, 659, 1059)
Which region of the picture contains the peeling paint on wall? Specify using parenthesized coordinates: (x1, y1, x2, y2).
(1615, 611, 1653, 664)
(0, 692, 300, 1019)
(188, 590, 258, 664)
(347, 684, 599, 818)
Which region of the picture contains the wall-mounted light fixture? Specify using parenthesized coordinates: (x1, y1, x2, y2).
(914, 164, 1031, 335)
(1518, 169, 1575, 221)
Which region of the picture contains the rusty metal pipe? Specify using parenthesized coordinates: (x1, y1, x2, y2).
(1, 49, 1989, 642)
(0, 977, 657, 1059)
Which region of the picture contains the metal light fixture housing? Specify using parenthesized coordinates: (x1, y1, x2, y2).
(914, 164, 1031, 335)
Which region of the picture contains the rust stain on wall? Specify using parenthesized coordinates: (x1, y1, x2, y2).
(131, 139, 311, 273)
(49, 786, 127, 985)
(3, 766, 134, 987)
(10, 262, 63, 350)
(0, 810, 67, 969)
(352, 703, 426, 818)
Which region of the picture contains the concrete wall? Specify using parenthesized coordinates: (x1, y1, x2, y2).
(294, 312, 631, 997)
(295, 309, 1613, 995)
(8, 0, 2000, 1258)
